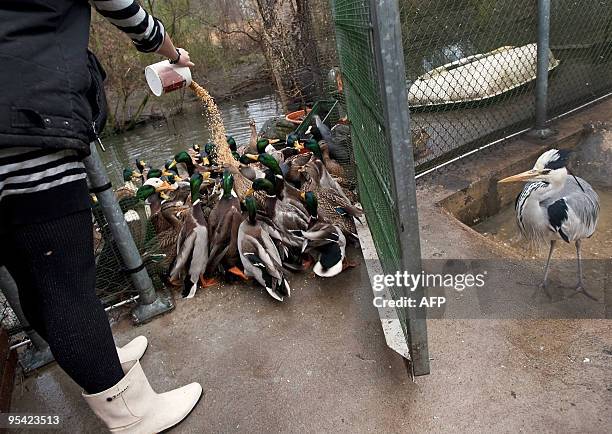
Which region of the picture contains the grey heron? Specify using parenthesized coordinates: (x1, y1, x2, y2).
(499, 149, 600, 300)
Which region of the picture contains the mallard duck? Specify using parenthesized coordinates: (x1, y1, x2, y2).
(168, 151, 199, 179)
(237, 153, 266, 181)
(165, 173, 191, 204)
(227, 136, 241, 161)
(245, 153, 306, 212)
(136, 179, 186, 270)
(203, 142, 219, 167)
(145, 168, 164, 180)
(206, 170, 248, 281)
(188, 143, 201, 160)
(223, 163, 256, 202)
(169, 172, 216, 298)
(246, 119, 258, 154)
(300, 154, 351, 204)
(301, 191, 346, 277)
(318, 140, 345, 179)
(115, 168, 142, 201)
(283, 152, 315, 187)
(248, 177, 308, 251)
(304, 138, 344, 180)
(300, 159, 362, 243)
(135, 159, 150, 183)
(312, 114, 350, 162)
(238, 196, 291, 301)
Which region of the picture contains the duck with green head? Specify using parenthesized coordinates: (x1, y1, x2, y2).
(146, 168, 163, 180)
(136, 178, 186, 269)
(227, 136, 241, 161)
(164, 160, 179, 176)
(300, 159, 362, 244)
(251, 153, 305, 209)
(238, 196, 290, 301)
(300, 191, 347, 277)
(203, 142, 218, 167)
(206, 170, 248, 281)
(244, 153, 283, 180)
(257, 137, 301, 166)
(248, 176, 309, 270)
(303, 138, 323, 160)
(169, 172, 217, 298)
(169, 150, 199, 179)
(115, 167, 143, 200)
(256, 138, 276, 155)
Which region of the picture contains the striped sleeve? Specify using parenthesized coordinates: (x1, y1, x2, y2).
(91, 0, 165, 53)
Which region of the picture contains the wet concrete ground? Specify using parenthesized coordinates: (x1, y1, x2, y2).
(11, 99, 612, 433)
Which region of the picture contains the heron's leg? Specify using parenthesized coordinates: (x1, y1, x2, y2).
(538, 240, 555, 299)
(573, 239, 598, 301)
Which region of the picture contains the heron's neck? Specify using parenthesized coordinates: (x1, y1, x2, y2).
(537, 170, 568, 201)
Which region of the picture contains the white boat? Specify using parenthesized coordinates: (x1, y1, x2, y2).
(407, 43, 560, 108)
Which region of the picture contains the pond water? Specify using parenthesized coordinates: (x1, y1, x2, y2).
(100, 92, 283, 184)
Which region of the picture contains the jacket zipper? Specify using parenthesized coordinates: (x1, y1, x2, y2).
(92, 121, 106, 152)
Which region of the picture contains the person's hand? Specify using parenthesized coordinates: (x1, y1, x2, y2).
(175, 48, 195, 67)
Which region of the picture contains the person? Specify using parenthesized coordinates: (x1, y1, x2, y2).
(0, 1, 201, 432)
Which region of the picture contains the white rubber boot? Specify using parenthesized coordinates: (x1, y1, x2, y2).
(116, 336, 148, 363)
(83, 360, 202, 433)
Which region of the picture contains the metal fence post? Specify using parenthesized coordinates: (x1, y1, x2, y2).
(83, 142, 174, 325)
(0, 267, 54, 374)
(369, 0, 430, 376)
(530, 0, 555, 139)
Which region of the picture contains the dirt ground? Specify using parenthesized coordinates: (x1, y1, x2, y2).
(10, 99, 612, 433)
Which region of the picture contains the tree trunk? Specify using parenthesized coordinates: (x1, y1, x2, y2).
(254, 0, 322, 110)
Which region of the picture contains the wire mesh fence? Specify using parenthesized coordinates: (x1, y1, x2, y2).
(331, 0, 406, 348)
(401, 0, 540, 170)
(91, 196, 167, 308)
(548, 0, 612, 115)
(399, 0, 612, 172)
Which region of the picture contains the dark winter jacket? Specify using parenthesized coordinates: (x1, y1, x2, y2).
(0, 0, 109, 156)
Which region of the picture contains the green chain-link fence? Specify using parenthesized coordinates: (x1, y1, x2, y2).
(332, 0, 401, 271)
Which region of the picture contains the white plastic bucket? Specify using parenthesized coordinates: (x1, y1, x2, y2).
(145, 60, 192, 96)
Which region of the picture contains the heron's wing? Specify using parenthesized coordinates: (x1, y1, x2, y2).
(542, 176, 600, 241)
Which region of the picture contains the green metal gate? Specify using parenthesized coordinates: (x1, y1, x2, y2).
(332, 0, 430, 376)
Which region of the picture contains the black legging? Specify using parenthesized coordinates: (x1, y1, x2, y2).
(1, 209, 124, 394)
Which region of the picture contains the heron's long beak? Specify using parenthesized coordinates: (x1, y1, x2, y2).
(498, 170, 538, 183)
(168, 160, 178, 169)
